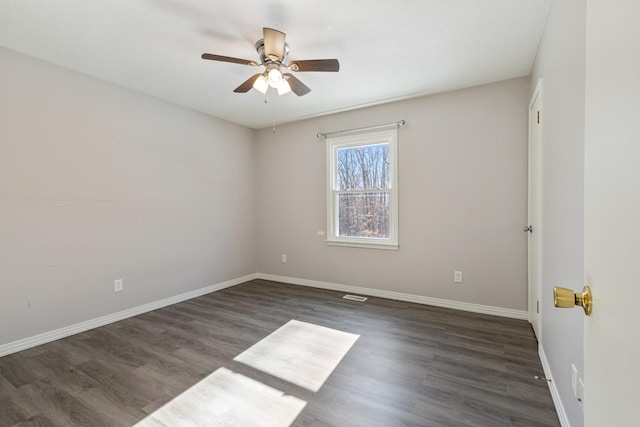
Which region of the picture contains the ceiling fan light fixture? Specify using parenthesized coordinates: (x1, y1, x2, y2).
(253, 75, 268, 94)
(267, 68, 283, 88)
(276, 79, 291, 95)
(201, 27, 339, 97)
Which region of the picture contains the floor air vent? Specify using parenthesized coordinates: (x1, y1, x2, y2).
(342, 294, 368, 302)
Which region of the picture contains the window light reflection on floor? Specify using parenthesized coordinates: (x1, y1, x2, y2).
(234, 319, 360, 392)
(135, 320, 358, 426)
(134, 367, 306, 427)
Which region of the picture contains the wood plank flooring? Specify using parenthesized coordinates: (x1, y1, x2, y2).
(0, 279, 560, 426)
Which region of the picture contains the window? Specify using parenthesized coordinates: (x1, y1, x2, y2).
(326, 129, 398, 249)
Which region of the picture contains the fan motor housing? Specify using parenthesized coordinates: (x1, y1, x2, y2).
(255, 39, 290, 65)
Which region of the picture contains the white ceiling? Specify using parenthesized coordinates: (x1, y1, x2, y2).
(0, 0, 550, 129)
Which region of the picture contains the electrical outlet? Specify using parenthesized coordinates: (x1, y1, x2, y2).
(281, 254, 287, 263)
(454, 270, 463, 283)
(114, 279, 124, 293)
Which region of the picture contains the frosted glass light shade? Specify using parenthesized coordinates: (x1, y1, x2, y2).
(276, 79, 291, 95)
(253, 75, 268, 94)
(268, 68, 283, 87)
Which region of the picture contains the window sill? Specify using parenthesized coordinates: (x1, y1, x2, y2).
(326, 239, 398, 251)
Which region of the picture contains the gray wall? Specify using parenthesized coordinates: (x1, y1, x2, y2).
(255, 78, 530, 310)
(0, 47, 257, 345)
(530, 0, 586, 424)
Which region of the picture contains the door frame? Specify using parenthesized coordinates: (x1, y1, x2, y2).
(527, 78, 543, 339)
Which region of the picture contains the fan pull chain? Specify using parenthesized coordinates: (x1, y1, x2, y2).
(260, 88, 278, 133)
(271, 89, 277, 133)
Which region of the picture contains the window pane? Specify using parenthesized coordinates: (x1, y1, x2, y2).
(337, 143, 390, 191)
(338, 192, 389, 238)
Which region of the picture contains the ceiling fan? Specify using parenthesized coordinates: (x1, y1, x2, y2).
(201, 27, 339, 97)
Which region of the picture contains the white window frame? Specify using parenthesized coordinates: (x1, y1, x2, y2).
(326, 128, 399, 250)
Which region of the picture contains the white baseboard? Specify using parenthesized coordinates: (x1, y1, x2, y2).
(0, 273, 258, 358)
(539, 344, 570, 427)
(1, 272, 528, 358)
(256, 273, 528, 320)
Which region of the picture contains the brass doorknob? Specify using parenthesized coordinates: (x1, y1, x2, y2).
(553, 286, 593, 316)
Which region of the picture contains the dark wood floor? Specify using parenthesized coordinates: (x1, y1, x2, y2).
(0, 279, 559, 426)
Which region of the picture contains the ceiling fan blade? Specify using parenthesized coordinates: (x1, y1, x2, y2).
(283, 73, 311, 96)
(202, 53, 258, 66)
(288, 59, 339, 72)
(263, 27, 286, 62)
(233, 74, 262, 93)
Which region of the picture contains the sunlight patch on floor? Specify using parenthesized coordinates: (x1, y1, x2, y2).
(234, 319, 360, 392)
(135, 367, 306, 427)
(135, 319, 358, 426)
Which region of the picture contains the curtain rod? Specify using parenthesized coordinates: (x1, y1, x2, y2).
(316, 120, 406, 139)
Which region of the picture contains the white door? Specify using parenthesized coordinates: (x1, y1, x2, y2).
(527, 79, 542, 339)
(584, 0, 639, 425)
